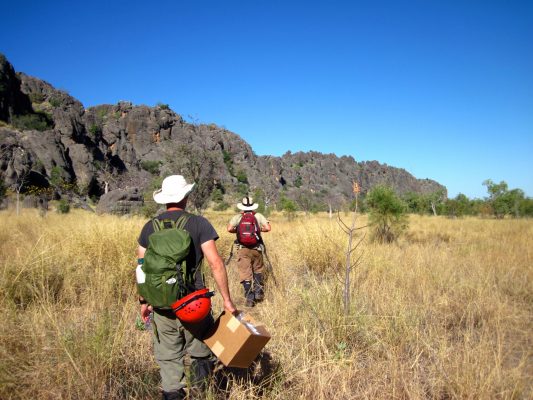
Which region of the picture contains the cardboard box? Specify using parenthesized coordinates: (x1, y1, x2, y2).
(203, 311, 271, 368)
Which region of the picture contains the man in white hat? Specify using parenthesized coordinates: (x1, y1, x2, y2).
(226, 196, 271, 307)
(137, 175, 236, 400)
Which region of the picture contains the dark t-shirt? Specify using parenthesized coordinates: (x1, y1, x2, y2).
(138, 210, 219, 289)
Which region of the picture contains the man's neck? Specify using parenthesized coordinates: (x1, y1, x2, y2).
(167, 207, 183, 212)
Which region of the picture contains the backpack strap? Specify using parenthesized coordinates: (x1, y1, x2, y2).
(175, 212, 191, 230)
(152, 213, 191, 232)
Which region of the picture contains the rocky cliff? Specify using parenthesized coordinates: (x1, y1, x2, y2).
(0, 54, 446, 212)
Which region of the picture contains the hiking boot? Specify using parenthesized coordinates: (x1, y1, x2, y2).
(242, 280, 255, 307)
(253, 273, 264, 302)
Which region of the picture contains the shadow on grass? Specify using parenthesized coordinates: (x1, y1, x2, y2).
(212, 351, 282, 398)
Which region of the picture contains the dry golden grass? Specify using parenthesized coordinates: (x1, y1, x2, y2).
(0, 209, 531, 399)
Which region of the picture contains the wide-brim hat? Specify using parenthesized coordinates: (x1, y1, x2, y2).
(237, 196, 259, 211)
(153, 175, 195, 205)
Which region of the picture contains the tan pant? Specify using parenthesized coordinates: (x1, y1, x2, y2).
(152, 309, 214, 392)
(236, 247, 264, 281)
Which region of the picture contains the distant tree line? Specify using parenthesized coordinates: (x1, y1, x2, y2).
(401, 179, 533, 218)
(230, 179, 532, 219)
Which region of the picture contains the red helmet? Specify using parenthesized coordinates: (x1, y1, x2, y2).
(171, 289, 214, 323)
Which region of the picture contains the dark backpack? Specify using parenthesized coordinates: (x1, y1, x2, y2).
(137, 214, 195, 309)
(236, 212, 261, 247)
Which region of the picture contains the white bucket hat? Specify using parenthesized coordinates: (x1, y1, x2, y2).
(153, 175, 195, 205)
(237, 196, 259, 211)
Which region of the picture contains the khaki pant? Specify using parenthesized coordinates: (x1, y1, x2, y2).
(152, 309, 214, 393)
(236, 247, 264, 282)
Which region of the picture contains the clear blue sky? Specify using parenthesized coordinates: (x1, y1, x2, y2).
(1, 0, 532, 198)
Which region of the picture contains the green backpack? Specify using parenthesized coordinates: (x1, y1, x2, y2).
(137, 214, 196, 309)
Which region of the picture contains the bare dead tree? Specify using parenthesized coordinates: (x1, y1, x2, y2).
(336, 181, 366, 316)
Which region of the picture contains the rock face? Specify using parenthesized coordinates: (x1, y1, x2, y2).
(0, 54, 447, 212)
(0, 54, 33, 121)
(96, 188, 143, 215)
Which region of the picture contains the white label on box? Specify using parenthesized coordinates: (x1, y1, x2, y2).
(211, 340, 224, 356)
(226, 317, 241, 333)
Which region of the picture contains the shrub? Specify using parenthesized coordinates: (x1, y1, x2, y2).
(57, 199, 70, 214)
(366, 185, 408, 243)
(11, 112, 53, 131)
(49, 166, 66, 187)
(89, 124, 102, 135)
(140, 160, 161, 175)
(211, 188, 224, 203)
(97, 108, 108, 119)
(236, 183, 249, 196)
(29, 92, 45, 104)
(49, 97, 61, 107)
(280, 197, 298, 220)
(222, 150, 234, 175)
(236, 170, 248, 184)
(156, 103, 170, 110)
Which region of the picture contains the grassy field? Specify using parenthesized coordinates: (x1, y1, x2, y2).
(0, 208, 531, 399)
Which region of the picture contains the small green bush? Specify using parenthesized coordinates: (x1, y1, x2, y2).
(50, 166, 65, 187)
(11, 112, 53, 131)
(29, 92, 45, 104)
(89, 124, 102, 135)
(156, 103, 170, 110)
(222, 150, 234, 175)
(97, 108, 108, 119)
(236, 170, 248, 184)
(140, 160, 161, 175)
(366, 185, 408, 243)
(49, 97, 61, 107)
(57, 199, 70, 214)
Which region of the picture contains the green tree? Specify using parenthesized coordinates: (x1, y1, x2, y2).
(49, 166, 65, 187)
(444, 193, 471, 218)
(366, 185, 408, 243)
(294, 175, 303, 188)
(279, 196, 297, 220)
(519, 197, 533, 217)
(236, 169, 248, 184)
(403, 192, 428, 214)
(222, 150, 234, 175)
(483, 179, 525, 218)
